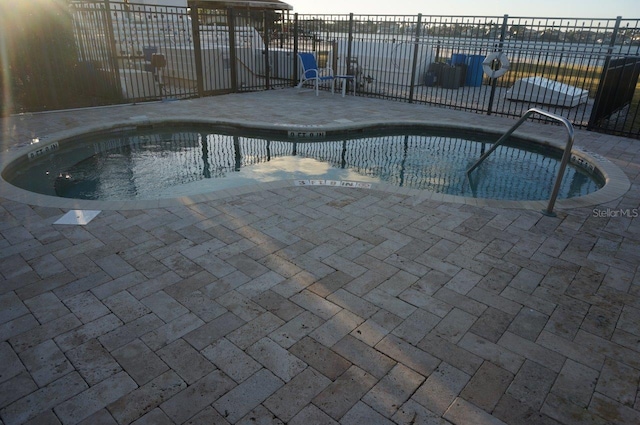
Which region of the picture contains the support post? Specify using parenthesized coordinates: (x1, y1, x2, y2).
(487, 14, 508, 116)
(409, 13, 422, 103)
(263, 11, 271, 90)
(293, 13, 299, 86)
(588, 16, 622, 130)
(346, 13, 354, 75)
(189, 6, 204, 97)
(103, 0, 123, 98)
(227, 8, 238, 92)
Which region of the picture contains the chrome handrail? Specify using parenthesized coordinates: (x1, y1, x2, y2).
(466, 108, 575, 217)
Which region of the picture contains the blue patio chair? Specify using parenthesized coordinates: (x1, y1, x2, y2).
(296, 52, 335, 96)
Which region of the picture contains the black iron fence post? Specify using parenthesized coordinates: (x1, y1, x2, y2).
(409, 13, 423, 103)
(189, 6, 204, 97)
(347, 13, 354, 75)
(263, 11, 271, 90)
(588, 16, 622, 130)
(103, 0, 123, 98)
(293, 13, 299, 86)
(227, 8, 238, 92)
(487, 14, 509, 116)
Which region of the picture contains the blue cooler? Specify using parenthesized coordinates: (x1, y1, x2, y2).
(465, 54, 485, 87)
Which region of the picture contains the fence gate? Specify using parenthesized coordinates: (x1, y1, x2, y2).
(68, 1, 291, 104)
(588, 57, 640, 135)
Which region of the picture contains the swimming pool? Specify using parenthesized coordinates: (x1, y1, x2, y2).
(2, 122, 607, 207)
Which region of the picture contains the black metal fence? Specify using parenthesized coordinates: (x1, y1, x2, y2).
(3, 1, 640, 139)
(291, 14, 640, 138)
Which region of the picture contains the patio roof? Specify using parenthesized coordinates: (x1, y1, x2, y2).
(188, 0, 293, 10)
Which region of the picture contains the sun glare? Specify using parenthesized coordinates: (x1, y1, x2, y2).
(1, 0, 71, 117)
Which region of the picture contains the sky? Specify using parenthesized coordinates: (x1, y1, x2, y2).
(286, 0, 639, 19)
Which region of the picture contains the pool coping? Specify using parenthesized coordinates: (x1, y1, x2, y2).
(0, 117, 630, 213)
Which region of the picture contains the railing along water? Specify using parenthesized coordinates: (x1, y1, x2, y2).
(466, 108, 576, 216)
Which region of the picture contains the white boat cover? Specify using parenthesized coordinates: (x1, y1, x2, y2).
(506, 76, 589, 108)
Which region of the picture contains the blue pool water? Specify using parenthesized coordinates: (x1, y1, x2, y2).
(4, 125, 603, 201)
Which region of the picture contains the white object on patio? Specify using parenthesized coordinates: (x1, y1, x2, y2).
(54, 210, 101, 226)
(506, 76, 589, 108)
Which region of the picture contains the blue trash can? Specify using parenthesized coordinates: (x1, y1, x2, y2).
(465, 54, 485, 87)
(451, 54, 467, 66)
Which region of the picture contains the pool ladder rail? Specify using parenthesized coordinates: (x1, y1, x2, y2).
(466, 108, 575, 217)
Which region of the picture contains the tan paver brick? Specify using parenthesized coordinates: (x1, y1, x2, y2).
(23, 292, 70, 323)
(9, 313, 82, 353)
(594, 357, 640, 407)
(541, 393, 609, 425)
(460, 361, 513, 412)
(160, 370, 235, 424)
(0, 372, 88, 425)
(458, 333, 524, 374)
(98, 313, 164, 352)
(312, 365, 377, 421)
(65, 339, 122, 386)
(391, 308, 441, 344)
(310, 309, 364, 347)
(157, 338, 215, 384)
(341, 401, 396, 425)
(3, 90, 640, 425)
(288, 405, 338, 425)
(363, 363, 425, 417)
(213, 369, 284, 423)
(418, 333, 484, 375)
(498, 331, 565, 373)
(141, 312, 205, 350)
(247, 337, 307, 382)
(551, 359, 599, 408)
(141, 291, 190, 322)
(225, 312, 284, 350)
(507, 360, 558, 410)
(183, 311, 245, 350)
(107, 370, 186, 424)
(19, 339, 74, 387)
(444, 397, 508, 425)
(333, 334, 396, 379)
(55, 314, 123, 352)
(589, 392, 640, 425)
(289, 337, 351, 381)
(202, 338, 261, 383)
(0, 372, 38, 411)
(376, 334, 440, 377)
(412, 362, 470, 416)
(264, 367, 331, 422)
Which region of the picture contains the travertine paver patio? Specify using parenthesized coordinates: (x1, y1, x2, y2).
(0, 89, 639, 425)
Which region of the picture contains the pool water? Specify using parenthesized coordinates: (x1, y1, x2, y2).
(5, 126, 603, 201)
